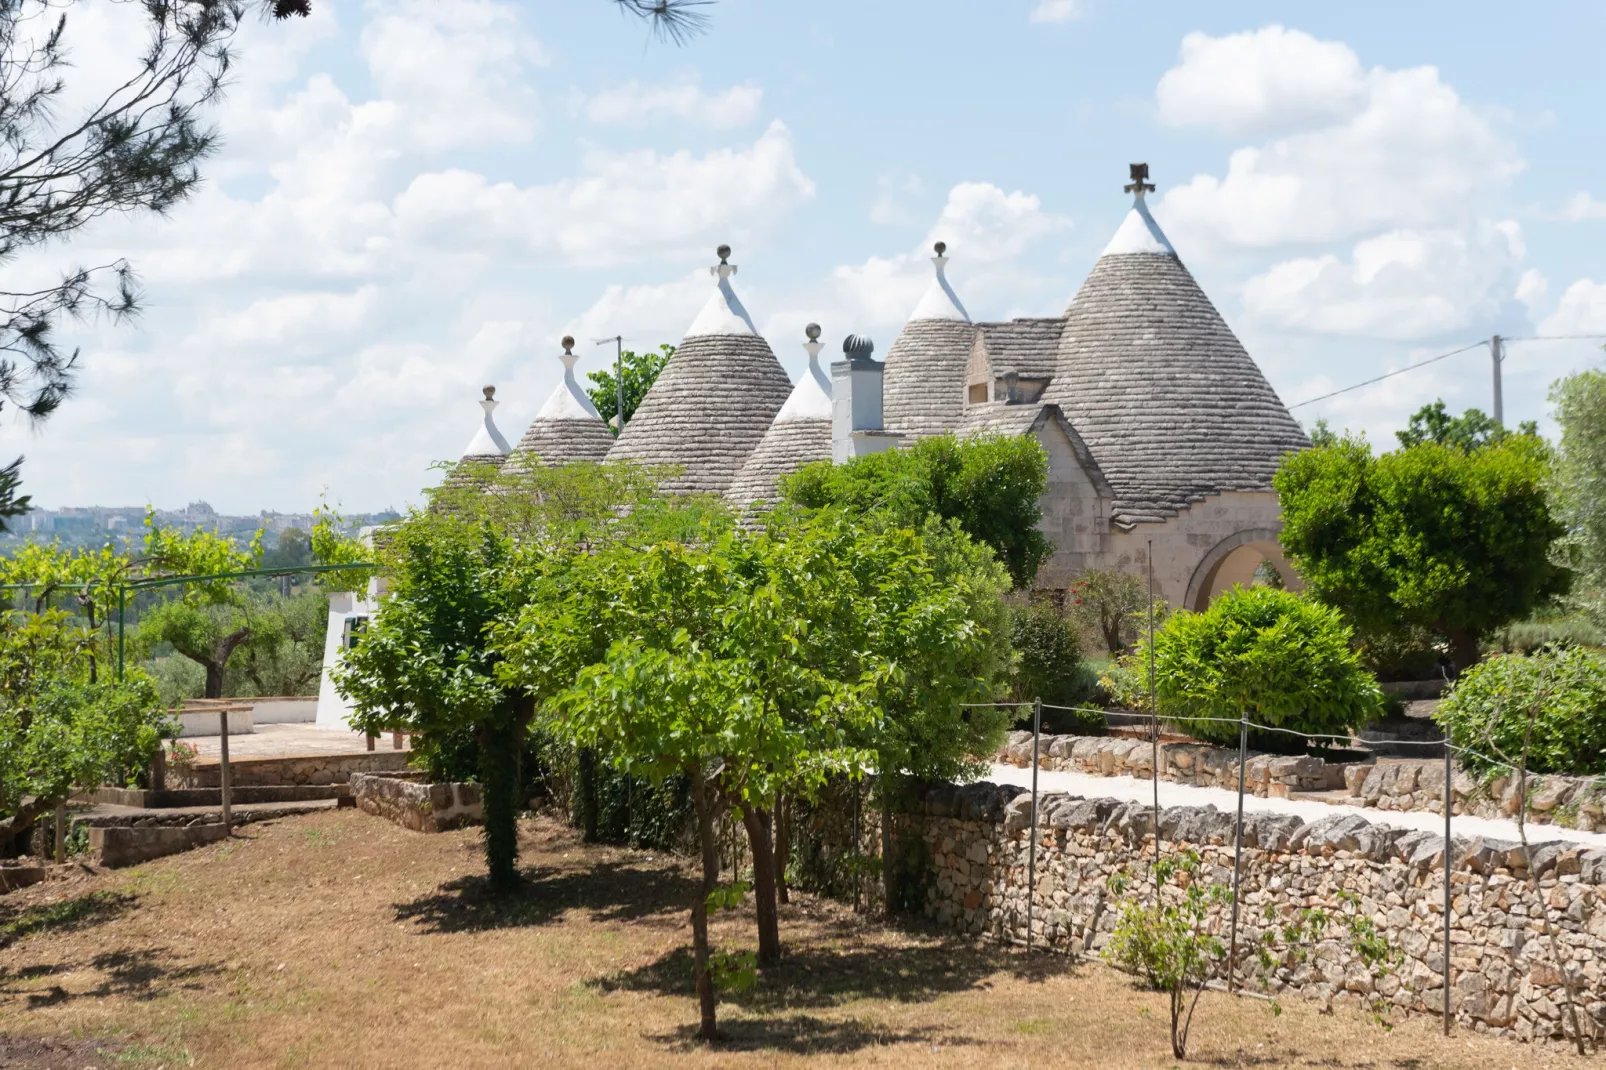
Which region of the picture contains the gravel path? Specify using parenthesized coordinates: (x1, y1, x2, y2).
(987, 762, 1606, 850)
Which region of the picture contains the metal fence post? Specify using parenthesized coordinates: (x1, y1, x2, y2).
(1147, 540, 1160, 881)
(1443, 740, 1453, 1033)
(1027, 696, 1042, 951)
(1228, 710, 1248, 993)
(53, 803, 65, 864)
(218, 709, 233, 834)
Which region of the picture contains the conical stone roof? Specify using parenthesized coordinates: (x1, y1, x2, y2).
(1043, 169, 1309, 527)
(727, 325, 832, 508)
(441, 385, 512, 493)
(883, 242, 976, 440)
(606, 246, 793, 495)
(507, 337, 615, 471)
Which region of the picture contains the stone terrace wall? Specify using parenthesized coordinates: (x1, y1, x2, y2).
(1000, 731, 1606, 831)
(178, 751, 411, 789)
(1347, 761, 1606, 833)
(351, 773, 482, 833)
(916, 781, 1606, 1042)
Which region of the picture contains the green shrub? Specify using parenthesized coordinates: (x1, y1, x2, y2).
(1489, 616, 1605, 656)
(1149, 586, 1383, 746)
(1007, 602, 1101, 731)
(1435, 646, 1606, 776)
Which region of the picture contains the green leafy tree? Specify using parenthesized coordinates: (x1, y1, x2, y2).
(781, 432, 1051, 588)
(137, 512, 264, 698)
(1067, 567, 1150, 654)
(585, 344, 674, 434)
(1275, 433, 1568, 671)
(1548, 369, 1606, 628)
(260, 528, 312, 571)
(0, 541, 137, 681)
(1006, 601, 1084, 707)
(1396, 399, 1538, 452)
(1147, 586, 1383, 745)
(0, 608, 168, 845)
(225, 590, 327, 697)
(1106, 850, 1398, 1059)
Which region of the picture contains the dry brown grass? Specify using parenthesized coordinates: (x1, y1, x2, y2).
(0, 810, 1588, 1069)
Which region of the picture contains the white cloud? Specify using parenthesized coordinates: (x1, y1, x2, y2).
(1541, 279, 1606, 336)
(587, 81, 763, 129)
(1516, 269, 1548, 315)
(1029, 0, 1082, 24)
(1242, 222, 1524, 339)
(390, 121, 816, 266)
(1157, 26, 1365, 136)
(360, 0, 547, 151)
(1155, 26, 1521, 251)
(1560, 192, 1606, 221)
(869, 172, 926, 226)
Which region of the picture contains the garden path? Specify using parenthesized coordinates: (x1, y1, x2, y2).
(987, 762, 1606, 849)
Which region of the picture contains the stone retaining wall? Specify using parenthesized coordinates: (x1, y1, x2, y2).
(89, 823, 229, 867)
(350, 773, 482, 832)
(915, 781, 1606, 1042)
(1000, 731, 1346, 798)
(178, 751, 410, 788)
(1001, 732, 1606, 831)
(1345, 762, 1606, 833)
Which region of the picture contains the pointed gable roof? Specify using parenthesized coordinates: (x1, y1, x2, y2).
(441, 385, 512, 494)
(883, 241, 976, 440)
(1043, 165, 1309, 527)
(605, 245, 794, 495)
(728, 324, 832, 508)
(508, 336, 615, 470)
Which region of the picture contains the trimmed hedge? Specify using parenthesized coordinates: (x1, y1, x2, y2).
(1151, 586, 1383, 746)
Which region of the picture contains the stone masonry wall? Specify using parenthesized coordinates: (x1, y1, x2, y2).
(1001, 732, 1606, 832)
(916, 780, 1606, 1042)
(351, 773, 482, 833)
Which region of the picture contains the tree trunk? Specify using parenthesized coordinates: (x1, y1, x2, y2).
(576, 747, 600, 843)
(203, 627, 252, 699)
(477, 717, 521, 891)
(688, 763, 719, 1041)
(740, 805, 780, 966)
(1444, 626, 1480, 677)
(773, 792, 790, 906)
(880, 777, 896, 917)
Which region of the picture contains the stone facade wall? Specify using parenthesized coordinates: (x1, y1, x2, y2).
(351, 773, 482, 833)
(1346, 761, 1606, 833)
(1000, 731, 1345, 797)
(916, 781, 1606, 1042)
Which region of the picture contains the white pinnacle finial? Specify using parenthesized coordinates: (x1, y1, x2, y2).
(1103, 164, 1176, 256)
(909, 240, 969, 323)
(464, 384, 511, 456)
(686, 242, 757, 336)
(535, 336, 603, 423)
(775, 323, 831, 423)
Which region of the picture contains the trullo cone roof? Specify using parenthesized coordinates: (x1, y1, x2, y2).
(441, 387, 512, 493)
(606, 248, 794, 495)
(882, 243, 975, 440)
(508, 340, 615, 470)
(1043, 183, 1309, 527)
(727, 328, 832, 508)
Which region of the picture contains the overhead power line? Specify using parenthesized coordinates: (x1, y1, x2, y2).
(1288, 333, 1606, 412)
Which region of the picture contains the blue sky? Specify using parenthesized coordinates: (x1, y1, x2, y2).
(5, 0, 1604, 513)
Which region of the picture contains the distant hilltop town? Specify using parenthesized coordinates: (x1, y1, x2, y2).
(0, 500, 399, 551)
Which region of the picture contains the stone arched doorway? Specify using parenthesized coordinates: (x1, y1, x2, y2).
(1184, 528, 1301, 612)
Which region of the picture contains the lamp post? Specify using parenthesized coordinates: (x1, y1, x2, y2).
(595, 335, 625, 433)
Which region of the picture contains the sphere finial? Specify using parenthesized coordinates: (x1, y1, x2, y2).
(716, 243, 731, 263)
(561, 335, 574, 353)
(482, 385, 496, 401)
(805, 322, 821, 341)
(934, 240, 946, 257)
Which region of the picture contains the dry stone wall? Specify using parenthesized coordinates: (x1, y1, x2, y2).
(351, 773, 482, 832)
(915, 780, 1606, 1043)
(1002, 731, 1606, 832)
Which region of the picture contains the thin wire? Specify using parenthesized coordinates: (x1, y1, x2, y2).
(1288, 342, 1485, 411)
(1500, 333, 1606, 343)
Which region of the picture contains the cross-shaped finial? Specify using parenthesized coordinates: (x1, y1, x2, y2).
(1124, 162, 1155, 196)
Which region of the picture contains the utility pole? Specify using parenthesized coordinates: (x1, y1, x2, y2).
(595, 336, 625, 434)
(1490, 334, 1504, 426)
